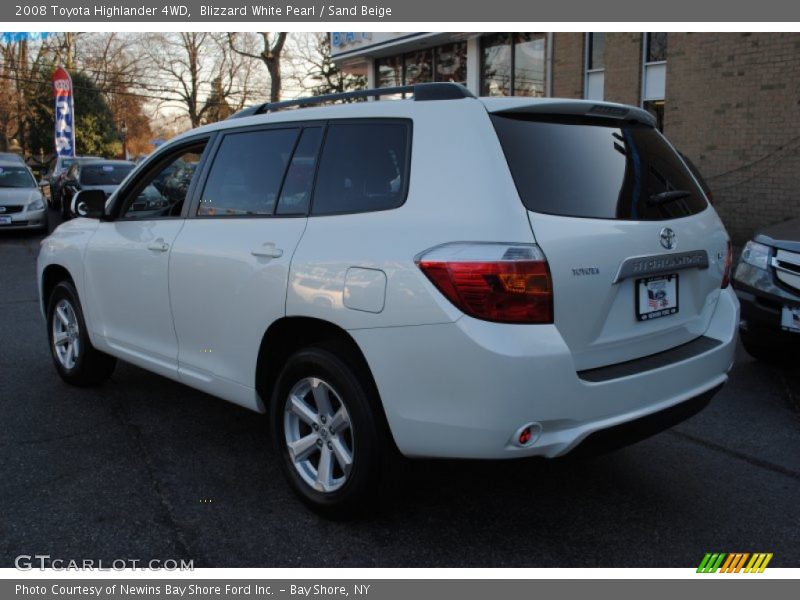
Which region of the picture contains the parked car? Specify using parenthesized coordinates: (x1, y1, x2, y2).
(732, 218, 800, 362)
(0, 152, 26, 165)
(44, 155, 101, 210)
(61, 160, 135, 219)
(37, 83, 738, 515)
(0, 160, 47, 231)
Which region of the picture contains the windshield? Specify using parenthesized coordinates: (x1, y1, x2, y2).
(491, 114, 709, 221)
(0, 166, 36, 188)
(80, 164, 134, 186)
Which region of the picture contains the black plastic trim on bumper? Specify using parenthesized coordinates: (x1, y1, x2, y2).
(568, 383, 724, 457)
(577, 336, 723, 383)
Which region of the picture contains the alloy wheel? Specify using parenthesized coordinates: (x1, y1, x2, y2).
(283, 377, 354, 493)
(52, 298, 81, 370)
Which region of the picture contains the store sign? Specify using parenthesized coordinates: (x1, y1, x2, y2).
(52, 66, 76, 158)
(1, 32, 51, 43)
(331, 32, 372, 49)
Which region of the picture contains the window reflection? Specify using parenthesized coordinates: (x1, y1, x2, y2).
(435, 42, 467, 84)
(514, 33, 545, 97)
(647, 32, 668, 62)
(481, 33, 512, 96)
(376, 55, 403, 88)
(404, 50, 433, 85)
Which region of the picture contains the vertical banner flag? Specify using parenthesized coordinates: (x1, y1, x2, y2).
(52, 66, 76, 157)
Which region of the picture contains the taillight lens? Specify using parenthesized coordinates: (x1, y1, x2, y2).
(416, 243, 553, 324)
(721, 240, 733, 288)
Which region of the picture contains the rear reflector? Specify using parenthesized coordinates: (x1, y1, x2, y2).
(721, 240, 733, 288)
(416, 243, 553, 324)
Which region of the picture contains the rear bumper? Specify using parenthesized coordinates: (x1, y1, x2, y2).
(352, 286, 738, 459)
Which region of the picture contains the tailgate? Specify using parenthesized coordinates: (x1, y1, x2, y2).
(490, 108, 731, 370)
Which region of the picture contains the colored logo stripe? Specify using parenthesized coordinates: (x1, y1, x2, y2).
(697, 552, 773, 573)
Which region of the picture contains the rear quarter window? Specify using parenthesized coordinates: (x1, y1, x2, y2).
(491, 114, 708, 221)
(80, 164, 134, 186)
(311, 121, 411, 215)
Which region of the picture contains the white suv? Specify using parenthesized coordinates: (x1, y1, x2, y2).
(37, 83, 738, 515)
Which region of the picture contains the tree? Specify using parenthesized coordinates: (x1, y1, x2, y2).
(145, 32, 255, 128)
(202, 77, 234, 123)
(228, 32, 287, 102)
(288, 33, 367, 96)
(76, 33, 153, 157)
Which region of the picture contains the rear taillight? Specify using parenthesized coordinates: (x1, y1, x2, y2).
(416, 243, 553, 324)
(721, 240, 733, 288)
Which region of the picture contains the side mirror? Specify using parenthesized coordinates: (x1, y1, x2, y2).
(72, 189, 107, 219)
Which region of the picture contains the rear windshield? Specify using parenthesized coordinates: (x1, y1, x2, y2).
(80, 164, 134, 186)
(491, 114, 708, 220)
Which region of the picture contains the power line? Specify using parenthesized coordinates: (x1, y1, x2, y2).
(0, 71, 178, 103)
(0, 72, 252, 107)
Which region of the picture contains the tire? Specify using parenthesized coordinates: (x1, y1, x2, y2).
(270, 343, 389, 518)
(739, 330, 785, 365)
(47, 281, 116, 386)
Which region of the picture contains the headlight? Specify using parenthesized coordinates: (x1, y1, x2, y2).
(741, 241, 771, 270)
(26, 197, 45, 212)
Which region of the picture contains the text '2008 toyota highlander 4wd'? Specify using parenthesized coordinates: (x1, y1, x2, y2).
(37, 83, 738, 515)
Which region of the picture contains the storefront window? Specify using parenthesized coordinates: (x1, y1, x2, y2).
(375, 41, 468, 93)
(404, 49, 433, 85)
(376, 55, 403, 88)
(481, 33, 546, 97)
(514, 33, 545, 97)
(434, 42, 467, 84)
(481, 33, 512, 96)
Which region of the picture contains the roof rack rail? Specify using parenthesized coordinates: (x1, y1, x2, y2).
(228, 82, 475, 119)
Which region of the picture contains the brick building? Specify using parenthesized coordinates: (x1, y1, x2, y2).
(331, 32, 800, 242)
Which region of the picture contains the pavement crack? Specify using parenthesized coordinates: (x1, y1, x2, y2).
(109, 399, 202, 564)
(668, 429, 800, 482)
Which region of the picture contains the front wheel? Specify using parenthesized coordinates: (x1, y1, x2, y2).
(47, 281, 116, 386)
(270, 344, 389, 517)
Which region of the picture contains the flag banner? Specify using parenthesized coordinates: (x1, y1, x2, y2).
(52, 66, 76, 158)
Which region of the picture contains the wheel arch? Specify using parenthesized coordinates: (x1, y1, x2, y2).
(255, 316, 398, 449)
(41, 264, 75, 315)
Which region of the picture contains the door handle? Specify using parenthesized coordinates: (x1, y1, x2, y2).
(146, 239, 170, 252)
(251, 244, 283, 259)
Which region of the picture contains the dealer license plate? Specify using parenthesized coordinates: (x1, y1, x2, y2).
(636, 274, 679, 321)
(781, 306, 800, 333)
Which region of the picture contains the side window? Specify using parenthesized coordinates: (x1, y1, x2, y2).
(311, 121, 410, 215)
(199, 128, 299, 217)
(120, 144, 206, 219)
(276, 127, 323, 215)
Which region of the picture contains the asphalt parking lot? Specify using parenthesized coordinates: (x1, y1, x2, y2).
(1, 210, 799, 568)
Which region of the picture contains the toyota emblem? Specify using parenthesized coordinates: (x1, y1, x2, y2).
(660, 227, 676, 250)
(0, 206, 6, 213)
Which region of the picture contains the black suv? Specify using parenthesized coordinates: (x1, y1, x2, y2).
(733, 217, 800, 361)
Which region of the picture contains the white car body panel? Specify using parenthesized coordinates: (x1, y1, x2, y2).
(168, 218, 309, 411)
(82, 219, 186, 379)
(529, 207, 730, 371)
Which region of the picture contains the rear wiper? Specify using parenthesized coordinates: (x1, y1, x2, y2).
(648, 190, 692, 206)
